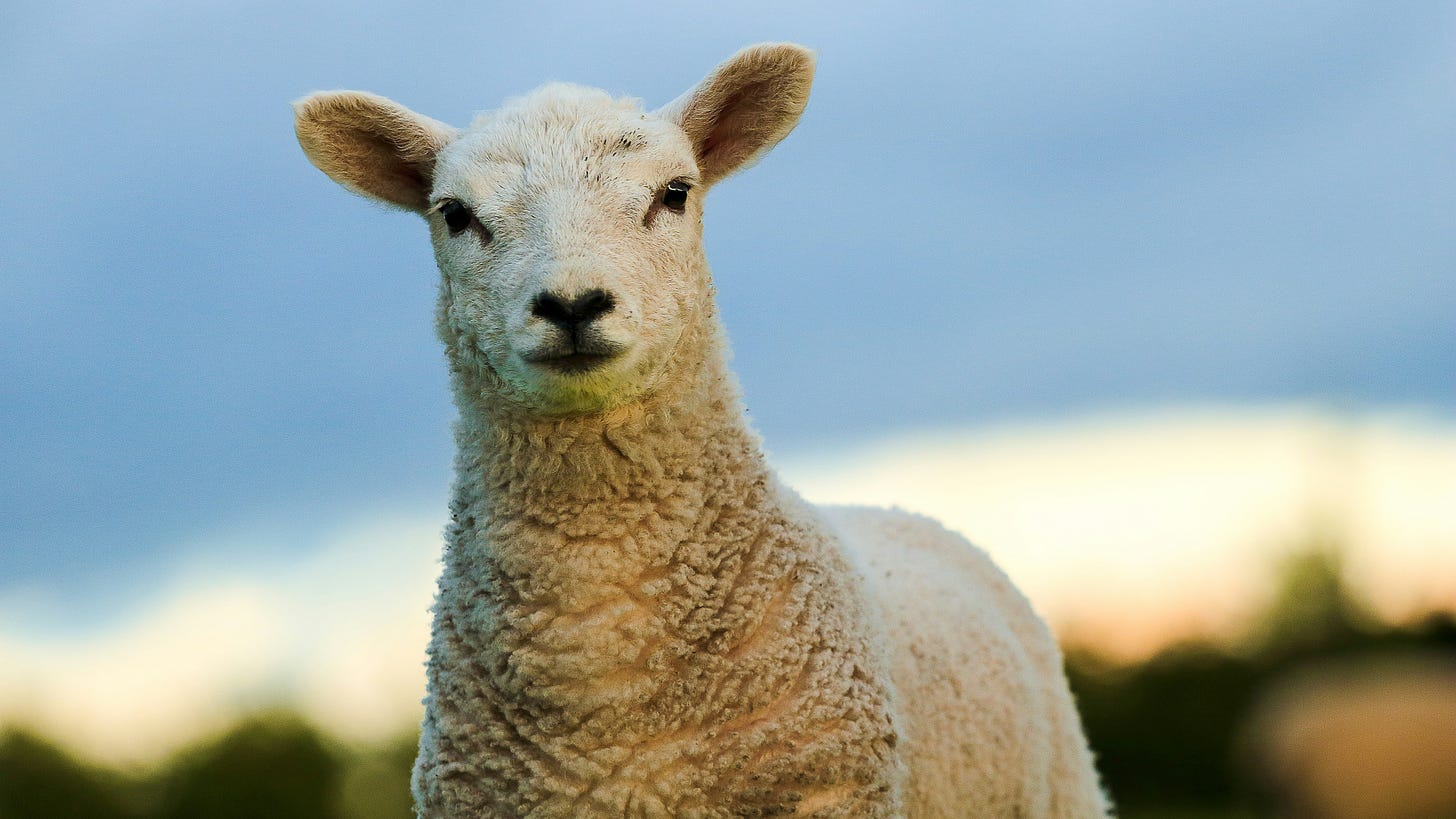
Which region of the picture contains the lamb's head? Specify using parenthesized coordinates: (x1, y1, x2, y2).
(295, 43, 814, 415)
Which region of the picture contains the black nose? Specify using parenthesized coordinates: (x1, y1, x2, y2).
(531, 289, 615, 333)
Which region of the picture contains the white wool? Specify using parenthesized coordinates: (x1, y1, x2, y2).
(295, 42, 1109, 817)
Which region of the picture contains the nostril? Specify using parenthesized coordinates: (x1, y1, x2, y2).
(531, 292, 574, 326)
(532, 289, 615, 329)
(572, 289, 615, 323)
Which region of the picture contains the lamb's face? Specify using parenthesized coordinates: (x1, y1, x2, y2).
(294, 43, 814, 416)
(428, 88, 707, 414)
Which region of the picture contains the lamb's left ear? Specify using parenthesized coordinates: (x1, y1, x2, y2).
(657, 43, 816, 187)
(293, 91, 458, 213)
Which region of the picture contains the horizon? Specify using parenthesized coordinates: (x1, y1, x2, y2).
(4, 406, 1454, 765)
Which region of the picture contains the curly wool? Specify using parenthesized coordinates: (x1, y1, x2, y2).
(416, 319, 905, 816)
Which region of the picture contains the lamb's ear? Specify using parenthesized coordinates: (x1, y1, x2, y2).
(657, 43, 815, 187)
(293, 91, 457, 213)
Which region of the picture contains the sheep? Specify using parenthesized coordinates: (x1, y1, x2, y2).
(294, 42, 1109, 818)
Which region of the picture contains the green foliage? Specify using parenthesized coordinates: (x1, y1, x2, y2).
(0, 716, 416, 819)
(336, 735, 418, 819)
(0, 730, 138, 819)
(153, 713, 343, 819)
(1068, 643, 1265, 810)
(1067, 535, 1456, 817)
(1247, 530, 1376, 659)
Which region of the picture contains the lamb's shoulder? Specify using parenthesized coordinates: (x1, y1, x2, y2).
(818, 503, 1053, 651)
(816, 504, 1071, 812)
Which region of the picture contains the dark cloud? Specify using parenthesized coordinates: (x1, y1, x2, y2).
(2, 1, 1452, 598)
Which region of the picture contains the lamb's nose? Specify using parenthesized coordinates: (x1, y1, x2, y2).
(531, 289, 616, 332)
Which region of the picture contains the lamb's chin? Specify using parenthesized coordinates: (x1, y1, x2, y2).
(514, 370, 648, 416)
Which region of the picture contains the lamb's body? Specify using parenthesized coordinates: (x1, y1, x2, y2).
(415, 349, 905, 816)
(414, 349, 1104, 816)
(295, 42, 1108, 817)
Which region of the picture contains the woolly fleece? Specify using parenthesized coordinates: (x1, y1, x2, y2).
(295, 43, 1109, 818)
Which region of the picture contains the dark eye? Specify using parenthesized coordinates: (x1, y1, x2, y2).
(662, 180, 691, 213)
(440, 200, 473, 234)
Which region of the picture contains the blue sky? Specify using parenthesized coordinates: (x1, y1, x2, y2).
(2, 1, 1453, 620)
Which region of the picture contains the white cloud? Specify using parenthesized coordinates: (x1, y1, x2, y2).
(780, 406, 1456, 654)
(0, 582, 283, 765)
(0, 513, 441, 765)
(2, 406, 1452, 764)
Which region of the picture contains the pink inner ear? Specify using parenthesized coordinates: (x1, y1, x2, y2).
(296, 91, 456, 213)
(371, 132, 434, 197)
(329, 127, 435, 211)
(701, 88, 751, 148)
(695, 82, 775, 179)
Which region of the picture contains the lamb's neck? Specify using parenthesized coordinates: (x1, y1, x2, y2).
(429, 344, 883, 789)
(445, 353, 776, 616)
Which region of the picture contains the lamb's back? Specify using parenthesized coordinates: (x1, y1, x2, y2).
(819, 504, 1092, 817)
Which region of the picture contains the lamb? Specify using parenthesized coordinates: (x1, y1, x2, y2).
(294, 42, 1109, 818)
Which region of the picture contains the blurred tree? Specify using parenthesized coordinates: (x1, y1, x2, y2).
(1068, 643, 1262, 812)
(153, 712, 341, 819)
(1414, 610, 1456, 649)
(1069, 530, 1396, 817)
(0, 729, 137, 819)
(1248, 527, 1375, 660)
(337, 734, 417, 819)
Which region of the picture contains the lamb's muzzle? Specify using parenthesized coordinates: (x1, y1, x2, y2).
(523, 288, 623, 373)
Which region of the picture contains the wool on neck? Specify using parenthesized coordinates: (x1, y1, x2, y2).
(437, 318, 789, 690)
(419, 291, 900, 816)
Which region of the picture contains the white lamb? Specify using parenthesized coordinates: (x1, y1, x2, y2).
(295, 43, 1109, 818)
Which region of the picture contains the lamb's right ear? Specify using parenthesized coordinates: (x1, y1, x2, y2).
(657, 43, 816, 187)
(293, 91, 457, 213)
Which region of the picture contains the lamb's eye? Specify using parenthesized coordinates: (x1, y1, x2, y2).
(440, 200, 473, 234)
(662, 180, 691, 213)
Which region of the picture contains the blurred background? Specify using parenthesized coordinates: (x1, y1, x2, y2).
(2, 2, 1453, 817)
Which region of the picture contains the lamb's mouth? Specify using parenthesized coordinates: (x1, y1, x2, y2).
(534, 352, 618, 375)
(522, 345, 624, 375)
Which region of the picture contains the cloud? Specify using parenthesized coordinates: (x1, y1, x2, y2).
(5, 0, 1454, 598)
(0, 513, 441, 765)
(1, 405, 1453, 764)
(781, 406, 1456, 654)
